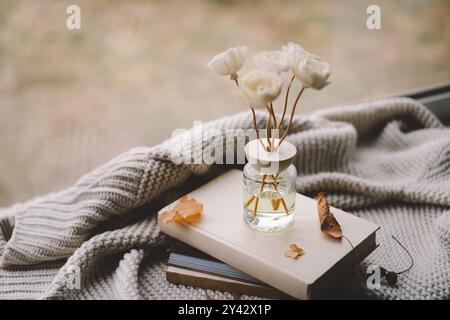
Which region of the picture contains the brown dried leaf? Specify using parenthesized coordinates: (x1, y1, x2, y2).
(160, 196, 203, 224)
(317, 192, 342, 238)
(284, 244, 305, 259)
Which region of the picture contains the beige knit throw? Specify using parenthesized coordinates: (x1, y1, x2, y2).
(0, 97, 449, 300)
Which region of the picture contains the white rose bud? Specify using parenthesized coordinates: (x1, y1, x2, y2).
(239, 70, 282, 107)
(207, 46, 248, 79)
(253, 50, 289, 74)
(294, 52, 331, 90)
(281, 42, 306, 72)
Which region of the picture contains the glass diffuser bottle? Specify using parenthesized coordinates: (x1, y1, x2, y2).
(243, 138, 297, 232)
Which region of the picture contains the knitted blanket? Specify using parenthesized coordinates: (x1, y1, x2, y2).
(0, 97, 449, 300)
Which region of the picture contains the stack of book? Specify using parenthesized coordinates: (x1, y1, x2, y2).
(166, 243, 290, 299)
(159, 170, 379, 299)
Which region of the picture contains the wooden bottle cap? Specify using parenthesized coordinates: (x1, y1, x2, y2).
(244, 139, 297, 175)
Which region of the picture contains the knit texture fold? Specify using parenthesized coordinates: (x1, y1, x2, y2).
(0, 97, 449, 299)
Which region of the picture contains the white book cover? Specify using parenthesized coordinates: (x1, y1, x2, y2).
(158, 169, 379, 299)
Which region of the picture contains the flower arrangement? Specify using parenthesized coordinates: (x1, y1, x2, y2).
(207, 43, 331, 227)
(207, 42, 331, 152)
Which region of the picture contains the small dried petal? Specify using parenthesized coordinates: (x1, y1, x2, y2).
(284, 243, 305, 259)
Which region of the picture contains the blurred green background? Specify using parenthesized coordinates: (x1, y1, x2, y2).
(0, 0, 449, 206)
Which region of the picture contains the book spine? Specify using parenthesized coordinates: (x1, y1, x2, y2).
(159, 221, 309, 299)
(166, 267, 289, 299)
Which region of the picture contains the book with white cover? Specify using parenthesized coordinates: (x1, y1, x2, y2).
(158, 170, 379, 299)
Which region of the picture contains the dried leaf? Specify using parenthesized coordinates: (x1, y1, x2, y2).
(160, 196, 203, 224)
(317, 192, 342, 238)
(159, 211, 184, 224)
(232, 294, 241, 300)
(284, 244, 305, 259)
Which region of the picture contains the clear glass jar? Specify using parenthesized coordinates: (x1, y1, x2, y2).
(243, 162, 297, 232)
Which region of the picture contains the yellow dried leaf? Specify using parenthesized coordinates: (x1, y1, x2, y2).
(159, 196, 203, 224)
(284, 243, 305, 259)
(317, 192, 342, 238)
(182, 212, 202, 223)
(159, 211, 184, 224)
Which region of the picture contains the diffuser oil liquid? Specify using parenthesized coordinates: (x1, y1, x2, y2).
(243, 180, 295, 232)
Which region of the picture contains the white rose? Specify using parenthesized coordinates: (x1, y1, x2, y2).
(293, 52, 331, 90)
(207, 46, 248, 78)
(239, 70, 282, 107)
(253, 50, 289, 74)
(281, 42, 306, 72)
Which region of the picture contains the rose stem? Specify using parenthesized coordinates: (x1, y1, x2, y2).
(279, 196, 289, 214)
(250, 107, 265, 149)
(252, 197, 260, 217)
(269, 102, 277, 147)
(270, 175, 289, 215)
(253, 174, 267, 217)
(278, 75, 295, 129)
(267, 103, 277, 128)
(267, 78, 295, 214)
(271, 198, 280, 210)
(254, 120, 269, 215)
(265, 113, 272, 151)
(272, 199, 281, 210)
(234, 75, 268, 214)
(255, 104, 274, 215)
(277, 86, 305, 149)
(244, 195, 255, 208)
